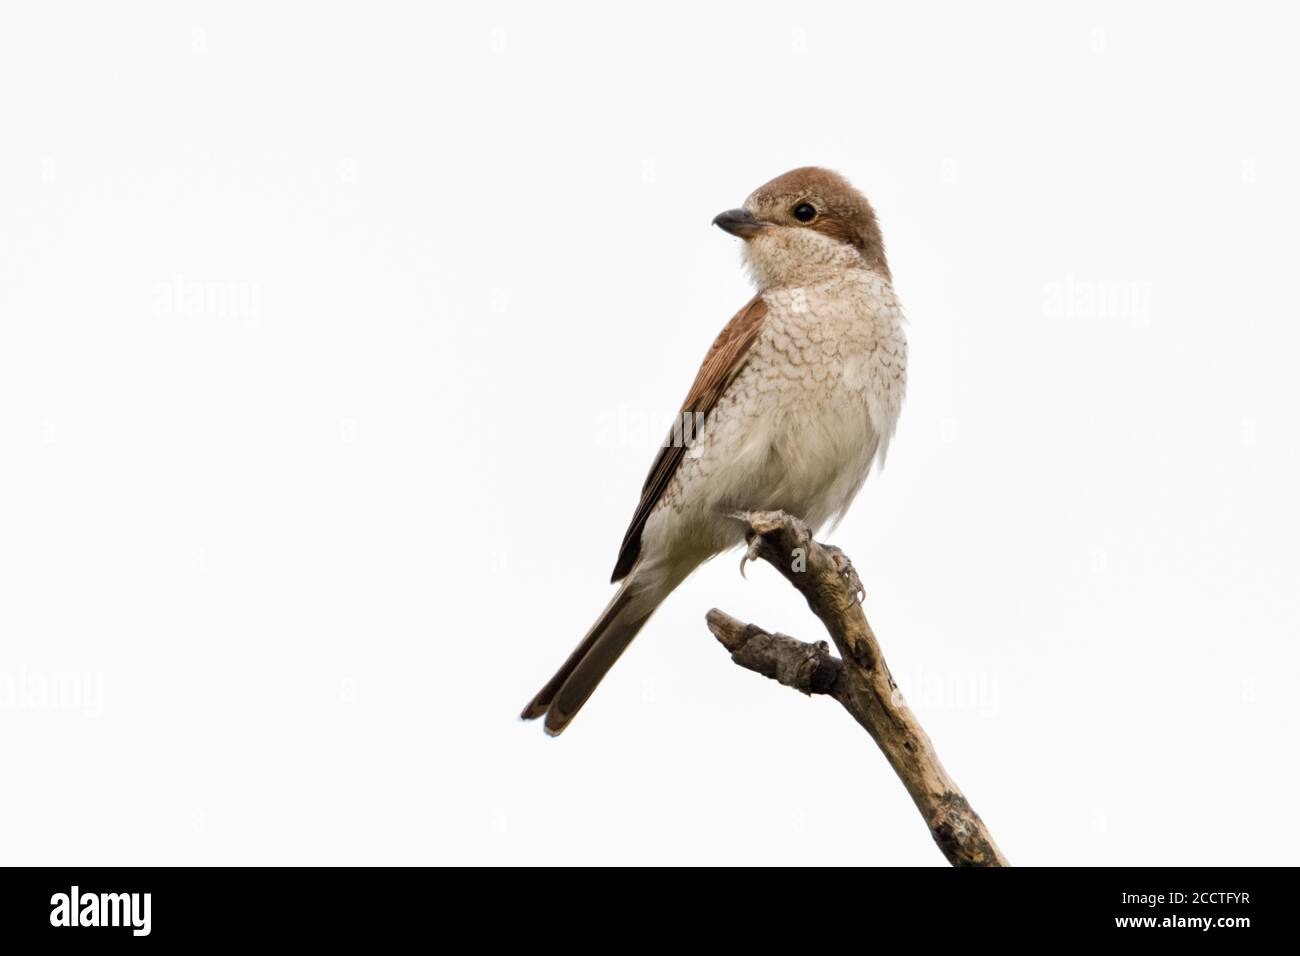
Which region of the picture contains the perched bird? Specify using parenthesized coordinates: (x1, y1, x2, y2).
(522, 167, 907, 735)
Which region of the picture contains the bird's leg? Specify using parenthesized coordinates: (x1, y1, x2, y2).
(823, 544, 866, 604)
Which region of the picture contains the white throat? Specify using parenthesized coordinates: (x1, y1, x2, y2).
(742, 229, 865, 291)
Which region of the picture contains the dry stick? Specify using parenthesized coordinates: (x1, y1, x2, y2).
(708, 510, 1008, 867)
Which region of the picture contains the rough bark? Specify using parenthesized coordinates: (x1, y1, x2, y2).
(709, 510, 1008, 867)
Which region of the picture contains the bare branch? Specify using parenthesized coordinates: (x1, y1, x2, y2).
(711, 510, 1009, 867)
(706, 610, 843, 696)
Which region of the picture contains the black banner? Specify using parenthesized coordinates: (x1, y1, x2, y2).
(0, 866, 1287, 944)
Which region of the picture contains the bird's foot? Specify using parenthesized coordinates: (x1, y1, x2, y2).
(738, 532, 764, 579)
(823, 545, 866, 603)
(732, 510, 817, 580)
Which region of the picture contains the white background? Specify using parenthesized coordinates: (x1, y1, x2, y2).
(2, 2, 1297, 866)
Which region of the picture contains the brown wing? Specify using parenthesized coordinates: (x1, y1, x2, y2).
(610, 295, 768, 582)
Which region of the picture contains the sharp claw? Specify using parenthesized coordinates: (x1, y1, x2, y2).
(825, 545, 866, 603)
(738, 534, 763, 579)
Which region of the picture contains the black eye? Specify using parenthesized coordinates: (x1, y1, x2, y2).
(792, 202, 817, 223)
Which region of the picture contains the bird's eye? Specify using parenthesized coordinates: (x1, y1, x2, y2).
(792, 202, 817, 223)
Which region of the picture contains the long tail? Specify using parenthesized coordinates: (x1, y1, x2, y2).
(520, 564, 678, 736)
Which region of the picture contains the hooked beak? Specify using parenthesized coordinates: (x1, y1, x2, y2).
(712, 208, 767, 239)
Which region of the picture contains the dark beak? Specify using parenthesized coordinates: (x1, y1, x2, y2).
(712, 208, 766, 239)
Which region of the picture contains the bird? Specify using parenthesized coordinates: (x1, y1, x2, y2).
(521, 167, 907, 736)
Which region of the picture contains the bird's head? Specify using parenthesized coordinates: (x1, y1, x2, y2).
(713, 167, 889, 290)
